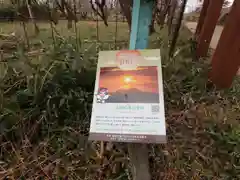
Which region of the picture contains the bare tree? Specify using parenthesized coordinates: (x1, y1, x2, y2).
(157, 0, 171, 28)
(26, 0, 39, 35)
(167, 0, 178, 36)
(118, 0, 133, 29)
(55, 0, 78, 29)
(169, 0, 188, 57)
(90, 0, 109, 26)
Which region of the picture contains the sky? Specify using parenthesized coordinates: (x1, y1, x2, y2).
(185, 0, 234, 13)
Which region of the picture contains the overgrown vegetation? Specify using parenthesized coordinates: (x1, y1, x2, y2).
(0, 1, 239, 179)
(0, 19, 239, 179)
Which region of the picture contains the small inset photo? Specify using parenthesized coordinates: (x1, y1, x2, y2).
(96, 66, 159, 103)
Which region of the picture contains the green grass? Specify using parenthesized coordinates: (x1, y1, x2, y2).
(0, 20, 168, 64)
(0, 20, 162, 45)
(0, 20, 239, 179)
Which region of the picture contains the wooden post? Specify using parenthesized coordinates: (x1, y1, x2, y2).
(128, 0, 154, 180)
(194, 0, 210, 41)
(209, 0, 240, 88)
(196, 0, 224, 58)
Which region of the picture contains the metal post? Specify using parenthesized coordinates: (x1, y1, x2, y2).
(128, 0, 154, 180)
(196, 0, 224, 58)
(129, 0, 154, 50)
(210, 0, 240, 88)
(194, 0, 210, 41)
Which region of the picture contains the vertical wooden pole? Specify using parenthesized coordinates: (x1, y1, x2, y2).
(128, 0, 154, 180)
(196, 0, 224, 58)
(194, 0, 210, 40)
(210, 0, 240, 88)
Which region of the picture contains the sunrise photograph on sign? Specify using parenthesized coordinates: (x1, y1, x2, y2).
(97, 66, 159, 103)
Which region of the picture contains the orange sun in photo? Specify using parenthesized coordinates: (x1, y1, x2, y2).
(123, 76, 136, 84)
(122, 76, 136, 89)
(124, 76, 132, 83)
(99, 66, 159, 94)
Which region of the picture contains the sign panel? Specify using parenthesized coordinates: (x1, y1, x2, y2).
(89, 49, 166, 143)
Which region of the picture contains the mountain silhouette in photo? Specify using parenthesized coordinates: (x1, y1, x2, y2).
(105, 88, 159, 103)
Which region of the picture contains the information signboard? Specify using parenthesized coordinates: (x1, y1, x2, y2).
(89, 49, 166, 143)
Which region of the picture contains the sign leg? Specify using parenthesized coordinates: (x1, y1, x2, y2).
(128, 0, 154, 180)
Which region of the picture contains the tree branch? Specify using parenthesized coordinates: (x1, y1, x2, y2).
(90, 0, 108, 26)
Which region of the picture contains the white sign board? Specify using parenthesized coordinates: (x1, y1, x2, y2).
(89, 49, 166, 143)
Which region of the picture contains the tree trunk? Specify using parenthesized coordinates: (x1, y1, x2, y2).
(158, 0, 171, 28)
(169, 0, 188, 57)
(119, 0, 133, 29)
(56, 0, 78, 29)
(26, 0, 39, 36)
(167, 0, 178, 36)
